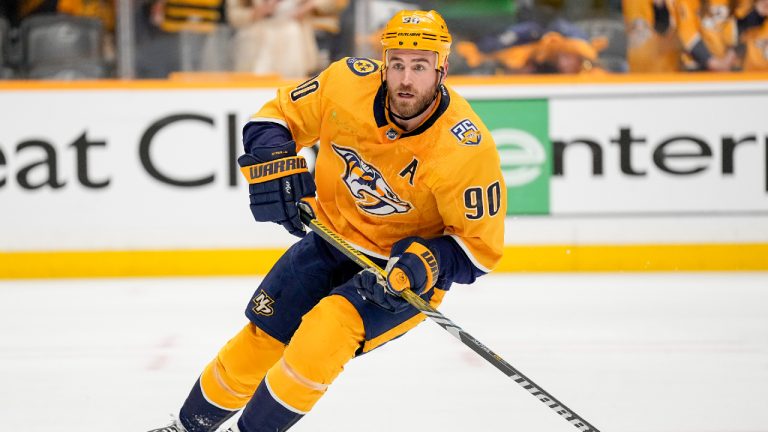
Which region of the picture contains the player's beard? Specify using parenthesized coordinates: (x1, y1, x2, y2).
(388, 84, 435, 119)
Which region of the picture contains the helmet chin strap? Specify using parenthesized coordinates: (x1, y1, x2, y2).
(383, 69, 445, 122)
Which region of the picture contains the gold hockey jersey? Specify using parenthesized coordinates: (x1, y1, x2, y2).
(623, 0, 682, 72)
(675, 0, 738, 66)
(252, 57, 506, 272)
(738, 6, 768, 71)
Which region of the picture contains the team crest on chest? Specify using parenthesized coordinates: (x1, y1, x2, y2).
(332, 144, 412, 216)
(451, 119, 482, 146)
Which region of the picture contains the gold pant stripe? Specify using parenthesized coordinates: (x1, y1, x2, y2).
(200, 323, 286, 410)
(266, 295, 363, 412)
(213, 362, 252, 399)
(279, 358, 328, 392)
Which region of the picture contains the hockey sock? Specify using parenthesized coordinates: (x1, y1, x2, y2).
(236, 378, 304, 432)
(178, 379, 237, 432)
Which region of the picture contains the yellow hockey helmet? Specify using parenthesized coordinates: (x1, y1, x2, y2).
(380, 10, 452, 71)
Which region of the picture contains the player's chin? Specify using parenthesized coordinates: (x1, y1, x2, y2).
(392, 101, 417, 117)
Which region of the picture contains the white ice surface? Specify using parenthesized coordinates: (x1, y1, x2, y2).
(1, 273, 767, 432)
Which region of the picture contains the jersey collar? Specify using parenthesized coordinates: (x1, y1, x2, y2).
(373, 83, 451, 139)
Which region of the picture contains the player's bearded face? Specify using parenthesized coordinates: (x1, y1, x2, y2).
(385, 50, 442, 118)
(388, 82, 435, 118)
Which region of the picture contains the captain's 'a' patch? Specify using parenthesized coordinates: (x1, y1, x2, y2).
(346, 57, 379, 76)
(451, 119, 482, 146)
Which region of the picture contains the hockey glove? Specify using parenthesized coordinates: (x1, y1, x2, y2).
(354, 237, 440, 313)
(353, 268, 411, 313)
(238, 140, 316, 237)
(385, 236, 440, 296)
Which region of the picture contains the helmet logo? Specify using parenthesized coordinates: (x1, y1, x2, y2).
(403, 16, 421, 24)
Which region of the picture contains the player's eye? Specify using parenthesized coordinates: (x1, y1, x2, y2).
(413, 64, 426, 72)
(391, 63, 405, 70)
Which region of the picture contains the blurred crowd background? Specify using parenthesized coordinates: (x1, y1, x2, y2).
(1, 0, 767, 80)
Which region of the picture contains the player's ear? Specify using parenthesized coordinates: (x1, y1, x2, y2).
(439, 59, 449, 83)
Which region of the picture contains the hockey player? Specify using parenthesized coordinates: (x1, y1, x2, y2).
(148, 9, 505, 432)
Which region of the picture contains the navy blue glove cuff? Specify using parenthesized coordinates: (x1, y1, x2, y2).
(243, 139, 297, 164)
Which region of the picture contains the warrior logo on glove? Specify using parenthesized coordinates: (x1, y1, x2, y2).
(240, 156, 308, 184)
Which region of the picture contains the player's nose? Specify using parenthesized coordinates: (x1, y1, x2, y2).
(400, 69, 414, 86)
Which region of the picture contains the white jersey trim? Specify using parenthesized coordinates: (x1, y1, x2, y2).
(346, 239, 388, 260)
(265, 375, 308, 415)
(198, 374, 239, 412)
(249, 117, 289, 129)
(448, 234, 491, 274)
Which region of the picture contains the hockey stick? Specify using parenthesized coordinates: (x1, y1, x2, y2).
(296, 201, 600, 432)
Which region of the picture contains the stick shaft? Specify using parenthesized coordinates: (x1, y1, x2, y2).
(297, 206, 600, 432)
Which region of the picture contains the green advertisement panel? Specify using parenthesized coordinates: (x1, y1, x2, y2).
(469, 99, 551, 215)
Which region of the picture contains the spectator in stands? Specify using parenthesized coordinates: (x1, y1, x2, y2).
(453, 20, 541, 74)
(154, 0, 224, 33)
(528, 28, 608, 74)
(136, 0, 228, 77)
(736, 0, 768, 70)
(624, 0, 683, 72)
(455, 18, 608, 75)
(227, 0, 336, 78)
(674, 0, 740, 71)
(308, 0, 349, 69)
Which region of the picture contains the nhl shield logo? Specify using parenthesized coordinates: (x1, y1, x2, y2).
(332, 144, 412, 216)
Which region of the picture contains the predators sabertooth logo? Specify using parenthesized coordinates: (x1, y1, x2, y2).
(332, 144, 412, 216)
(251, 291, 275, 316)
